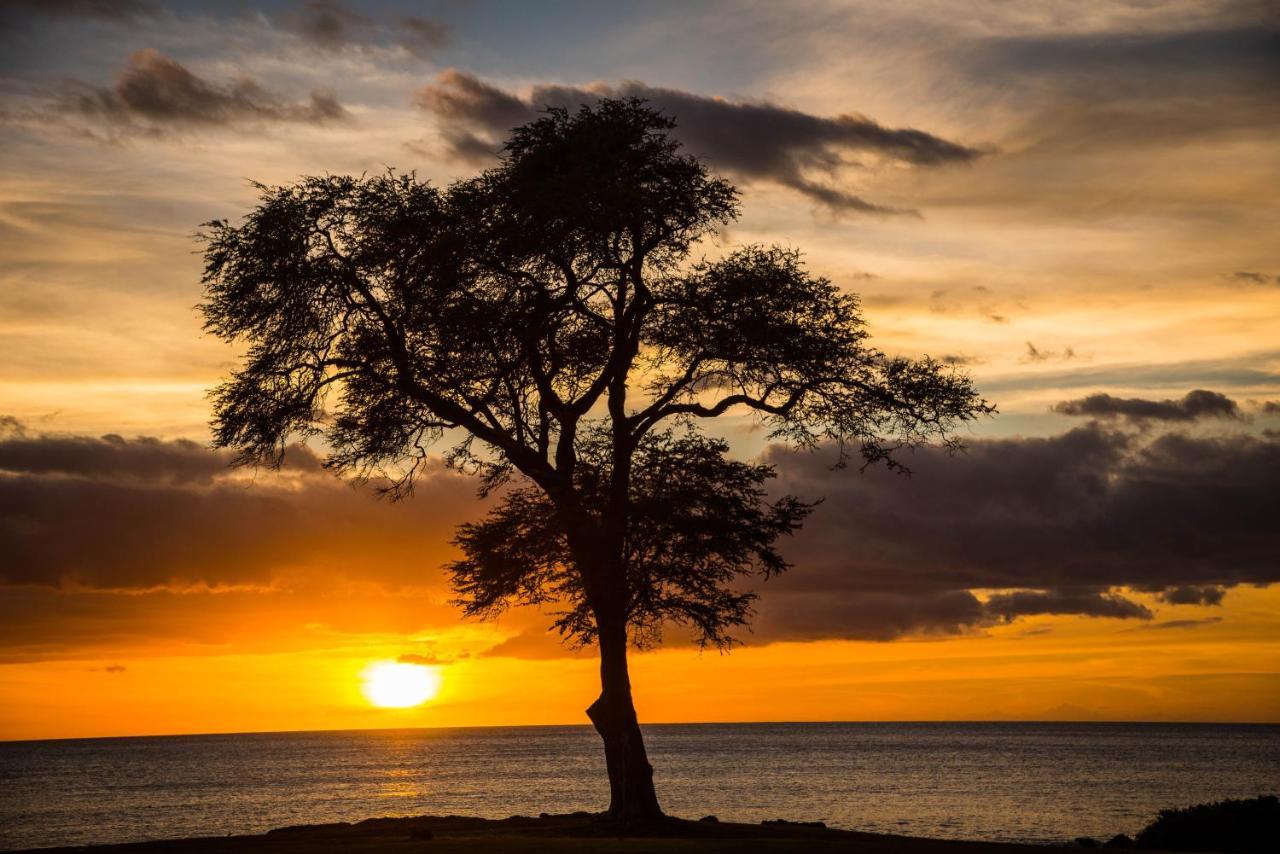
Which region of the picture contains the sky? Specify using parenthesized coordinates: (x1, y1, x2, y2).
(0, 0, 1278, 741)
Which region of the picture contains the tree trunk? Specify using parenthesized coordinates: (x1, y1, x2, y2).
(585, 612, 664, 827)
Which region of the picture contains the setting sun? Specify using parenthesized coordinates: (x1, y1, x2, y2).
(359, 662, 441, 708)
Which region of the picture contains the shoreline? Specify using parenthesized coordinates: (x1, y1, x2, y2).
(4, 813, 1093, 854)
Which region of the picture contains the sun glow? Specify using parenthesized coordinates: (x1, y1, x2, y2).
(360, 661, 441, 708)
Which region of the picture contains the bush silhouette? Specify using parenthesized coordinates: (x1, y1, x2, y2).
(1135, 795, 1278, 853)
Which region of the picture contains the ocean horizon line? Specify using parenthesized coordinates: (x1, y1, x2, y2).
(5, 718, 1277, 746)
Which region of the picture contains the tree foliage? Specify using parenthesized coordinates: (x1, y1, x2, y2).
(201, 97, 991, 652)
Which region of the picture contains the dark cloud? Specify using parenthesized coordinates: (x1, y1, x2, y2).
(0, 0, 157, 20)
(0, 424, 322, 484)
(414, 70, 982, 213)
(1149, 584, 1229, 606)
(750, 587, 1156, 646)
(2, 432, 228, 485)
(0, 424, 473, 591)
(984, 588, 1152, 621)
(752, 590, 986, 643)
(61, 49, 348, 136)
(103, 663, 126, 672)
(1053, 389, 1241, 422)
(3, 419, 1273, 654)
(754, 423, 1279, 642)
(286, 1, 373, 49)
(399, 16, 449, 58)
(413, 69, 533, 148)
(282, 2, 448, 57)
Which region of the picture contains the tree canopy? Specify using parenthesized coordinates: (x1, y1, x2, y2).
(201, 96, 989, 662)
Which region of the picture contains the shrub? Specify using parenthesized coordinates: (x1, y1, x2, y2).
(1135, 795, 1278, 853)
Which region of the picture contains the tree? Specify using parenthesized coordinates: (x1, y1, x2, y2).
(200, 98, 991, 826)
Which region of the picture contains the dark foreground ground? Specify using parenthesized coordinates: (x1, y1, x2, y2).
(14, 813, 1085, 854)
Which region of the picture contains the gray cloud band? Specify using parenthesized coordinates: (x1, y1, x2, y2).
(3, 397, 1273, 650)
(1053, 389, 1241, 422)
(752, 418, 1276, 642)
(59, 49, 348, 136)
(0, 424, 470, 591)
(415, 70, 983, 214)
(285, 1, 448, 57)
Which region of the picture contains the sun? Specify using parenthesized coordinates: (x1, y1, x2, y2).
(360, 661, 442, 708)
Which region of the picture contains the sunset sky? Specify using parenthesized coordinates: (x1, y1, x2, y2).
(1, 0, 1278, 741)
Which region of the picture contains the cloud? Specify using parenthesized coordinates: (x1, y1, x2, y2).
(1053, 389, 1242, 422)
(754, 423, 1279, 642)
(414, 70, 525, 124)
(0, 0, 158, 21)
(751, 590, 986, 643)
(966, 22, 1280, 151)
(59, 49, 348, 137)
(941, 354, 985, 367)
(479, 625, 595, 660)
(399, 16, 449, 58)
(979, 351, 1280, 396)
(984, 588, 1152, 621)
(4, 418, 1274, 654)
(281, 2, 448, 58)
(414, 70, 982, 213)
(750, 587, 1156, 646)
(1149, 584, 1229, 606)
(1227, 271, 1279, 285)
(0, 422, 473, 591)
(1, 432, 246, 485)
(974, 25, 1279, 89)
(285, 0, 374, 50)
(1020, 341, 1077, 363)
(1138, 617, 1224, 631)
(103, 663, 126, 672)
(927, 286, 1017, 325)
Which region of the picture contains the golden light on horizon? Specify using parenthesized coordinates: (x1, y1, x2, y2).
(360, 661, 442, 708)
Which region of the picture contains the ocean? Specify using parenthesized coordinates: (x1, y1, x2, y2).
(1, 722, 1277, 851)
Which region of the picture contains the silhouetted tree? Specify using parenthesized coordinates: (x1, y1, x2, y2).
(200, 99, 991, 825)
